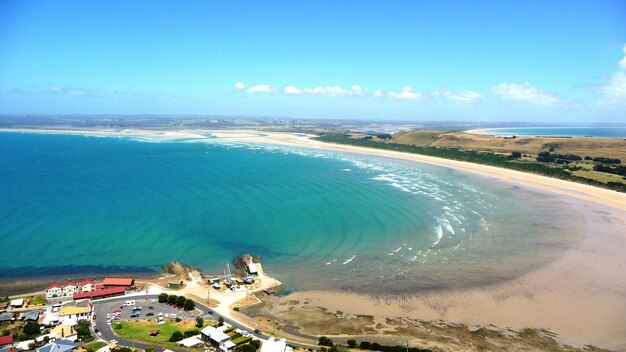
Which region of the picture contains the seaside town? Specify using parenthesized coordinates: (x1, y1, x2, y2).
(0, 257, 303, 352)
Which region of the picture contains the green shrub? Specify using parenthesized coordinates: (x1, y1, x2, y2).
(168, 331, 184, 342)
(319, 336, 333, 346)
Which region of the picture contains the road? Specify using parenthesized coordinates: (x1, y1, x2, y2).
(90, 294, 317, 351)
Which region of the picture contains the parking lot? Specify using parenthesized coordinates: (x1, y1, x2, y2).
(96, 297, 205, 325)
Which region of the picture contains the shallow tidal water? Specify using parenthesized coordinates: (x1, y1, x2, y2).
(0, 132, 585, 294)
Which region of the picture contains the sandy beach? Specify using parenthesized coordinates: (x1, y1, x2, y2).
(2, 127, 626, 350)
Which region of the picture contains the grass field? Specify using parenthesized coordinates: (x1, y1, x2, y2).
(83, 341, 107, 352)
(112, 319, 217, 348)
(392, 130, 626, 160)
(28, 295, 46, 305)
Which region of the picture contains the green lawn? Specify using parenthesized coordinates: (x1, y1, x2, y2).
(83, 341, 107, 352)
(112, 319, 216, 348)
(28, 295, 46, 305)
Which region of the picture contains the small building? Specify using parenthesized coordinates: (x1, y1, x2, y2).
(20, 310, 41, 321)
(200, 326, 230, 348)
(80, 280, 95, 293)
(247, 263, 258, 275)
(36, 339, 77, 352)
(220, 341, 236, 351)
(51, 325, 77, 341)
(46, 284, 63, 298)
(148, 329, 160, 337)
(0, 335, 13, 348)
(62, 283, 78, 297)
(167, 280, 183, 289)
(0, 312, 15, 323)
(73, 287, 125, 301)
(10, 299, 24, 308)
(58, 306, 90, 326)
(102, 278, 134, 290)
(177, 336, 204, 348)
(260, 337, 293, 352)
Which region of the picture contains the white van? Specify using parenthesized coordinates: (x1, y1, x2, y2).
(123, 300, 136, 307)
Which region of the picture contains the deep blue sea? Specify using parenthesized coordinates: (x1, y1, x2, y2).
(0, 132, 584, 294)
(472, 126, 626, 138)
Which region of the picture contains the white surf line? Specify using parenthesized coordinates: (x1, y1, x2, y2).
(342, 255, 357, 264)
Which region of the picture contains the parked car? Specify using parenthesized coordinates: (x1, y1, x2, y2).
(148, 306, 154, 310)
(254, 329, 261, 335)
(146, 312, 154, 317)
(95, 329, 101, 337)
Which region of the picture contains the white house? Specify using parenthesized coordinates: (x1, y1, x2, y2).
(46, 284, 63, 299)
(260, 337, 293, 352)
(247, 262, 258, 275)
(201, 326, 231, 348)
(58, 306, 90, 326)
(79, 280, 95, 293)
(62, 283, 79, 296)
(10, 298, 24, 308)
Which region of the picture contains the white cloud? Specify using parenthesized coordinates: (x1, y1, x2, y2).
(432, 89, 482, 102)
(598, 44, 626, 105)
(491, 82, 559, 105)
(234, 82, 246, 90)
(388, 86, 422, 99)
(374, 90, 383, 98)
(283, 86, 302, 95)
(600, 71, 626, 104)
(303, 86, 352, 97)
(246, 84, 273, 93)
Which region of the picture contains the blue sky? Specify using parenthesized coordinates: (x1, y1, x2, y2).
(1, 1, 625, 122)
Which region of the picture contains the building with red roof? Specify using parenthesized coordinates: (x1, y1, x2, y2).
(46, 284, 63, 299)
(80, 280, 95, 293)
(103, 277, 134, 289)
(62, 282, 79, 296)
(0, 334, 13, 347)
(73, 287, 125, 300)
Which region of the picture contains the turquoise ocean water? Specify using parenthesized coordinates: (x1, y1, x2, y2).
(472, 126, 626, 138)
(0, 132, 584, 294)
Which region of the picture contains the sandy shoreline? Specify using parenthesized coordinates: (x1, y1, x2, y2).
(2, 127, 626, 350)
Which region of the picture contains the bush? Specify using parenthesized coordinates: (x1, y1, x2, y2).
(23, 322, 40, 336)
(250, 340, 261, 349)
(176, 295, 186, 307)
(183, 329, 199, 337)
(195, 317, 204, 328)
(319, 336, 334, 346)
(509, 151, 522, 159)
(236, 344, 257, 352)
(145, 348, 156, 352)
(360, 341, 372, 350)
(169, 331, 184, 342)
(75, 319, 92, 341)
(218, 316, 224, 326)
(232, 336, 252, 345)
(167, 295, 177, 305)
(158, 293, 168, 303)
(233, 307, 240, 312)
(175, 317, 181, 322)
(184, 298, 195, 311)
(593, 157, 621, 164)
(584, 156, 592, 160)
(347, 340, 357, 348)
(111, 348, 132, 352)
